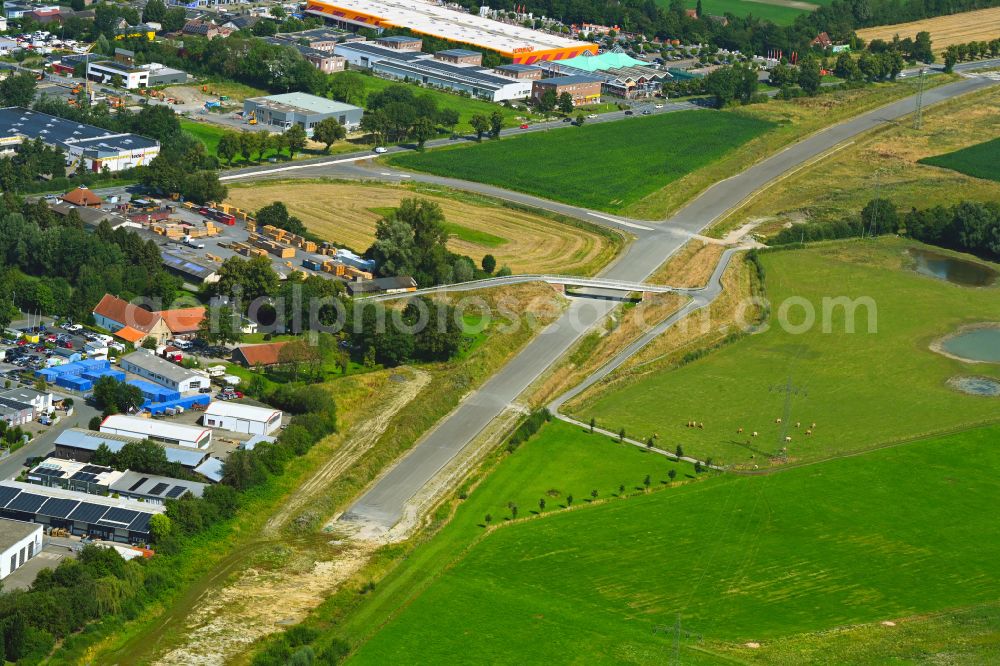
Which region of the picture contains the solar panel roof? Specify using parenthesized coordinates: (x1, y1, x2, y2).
(148, 482, 169, 496)
(0, 485, 19, 507)
(37, 497, 80, 520)
(7, 492, 47, 513)
(32, 467, 66, 479)
(101, 507, 139, 526)
(128, 512, 152, 533)
(70, 472, 98, 483)
(165, 485, 188, 499)
(69, 502, 109, 524)
(128, 476, 149, 492)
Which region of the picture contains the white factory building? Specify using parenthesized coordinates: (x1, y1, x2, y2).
(0, 518, 43, 580)
(120, 351, 210, 393)
(100, 414, 212, 450)
(203, 401, 283, 436)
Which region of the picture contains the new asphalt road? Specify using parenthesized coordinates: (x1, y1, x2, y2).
(260, 74, 997, 531)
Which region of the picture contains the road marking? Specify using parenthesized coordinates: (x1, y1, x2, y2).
(220, 154, 377, 181)
(588, 212, 653, 230)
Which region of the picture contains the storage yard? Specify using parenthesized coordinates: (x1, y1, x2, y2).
(224, 181, 621, 275)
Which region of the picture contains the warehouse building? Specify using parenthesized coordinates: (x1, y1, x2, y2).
(87, 58, 188, 89)
(333, 41, 533, 101)
(532, 75, 603, 106)
(243, 93, 363, 133)
(100, 415, 213, 450)
(53, 428, 208, 469)
(120, 351, 210, 393)
(27, 458, 123, 495)
(0, 518, 42, 580)
(0, 481, 164, 544)
(495, 63, 543, 80)
(109, 471, 205, 505)
(203, 401, 283, 436)
(0, 108, 159, 173)
(304, 0, 596, 63)
(161, 251, 220, 285)
(276, 27, 358, 51)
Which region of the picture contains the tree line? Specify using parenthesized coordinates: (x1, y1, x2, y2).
(771, 198, 1000, 261)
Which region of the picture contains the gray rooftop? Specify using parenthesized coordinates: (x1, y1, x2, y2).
(246, 92, 362, 116)
(0, 518, 40, 549)
(54, 428, 208, 468)
(161, 250, 218, 282)
(121, 351, 205, 384)
(110, 470, 206, 500)
(497, 63, 541, 72)
(194, 456, 223, 483)
(537, 74, 604, 85)
(436, 48, 481, 57)
(0, 107, 158, 155)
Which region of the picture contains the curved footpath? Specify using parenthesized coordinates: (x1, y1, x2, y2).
(320, 75, 997, 531)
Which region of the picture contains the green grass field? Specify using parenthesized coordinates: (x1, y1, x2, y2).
(347, 422, 1000, 663)
(181, 119, 226, 155)
(680, 0, 808, 24)
(919, 137, 1000, 182)
(573, 239, 1000, 467)
(388, 111, 774, 213)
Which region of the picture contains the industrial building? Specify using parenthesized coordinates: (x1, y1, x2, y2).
(0, 518, 42, 580)
(531, 75, 603, 106)
(109, 471, 205, 505)
(161, 251, 220, 285)
(277, 27, 358, 51)
(243, 93, 363, 133)
(539, 51, 673, 98)
(304, 0, 596, 63)
(27, 458, 123, 495)
(0, 108, 159, 173)
(265, 36, 347, 74)
(53, 428, 208, 469)
(86, 60, 188, 89)
(203, 401, 283, 436)
(120, 351, 210, 393)
(100, 415, 213, 450)
(0, 481, 164, 544)
(333, 40, 533, 101)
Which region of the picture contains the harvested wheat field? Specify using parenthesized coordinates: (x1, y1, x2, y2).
(857, 7, 1000, 52)
(226, 180, 621, 275)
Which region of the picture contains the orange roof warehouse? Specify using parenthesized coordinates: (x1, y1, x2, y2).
(304, 0, 597, 63)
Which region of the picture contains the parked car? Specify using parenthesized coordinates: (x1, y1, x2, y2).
(519, 123, 529, 129)
(624, 110, 634, 116)
(587, 114, 597, 119)
(373, 146, 388, 154)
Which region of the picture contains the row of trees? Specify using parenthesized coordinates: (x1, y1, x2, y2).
(359, 84, 461, 147)
(944, 38, 1000, 72)
(771, 198, 1000, 261)
(0, 197, 181, 321)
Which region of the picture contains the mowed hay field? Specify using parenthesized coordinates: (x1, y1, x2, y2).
(857, 7, 1000, 51)
(920, 136, 1000, 182)
(347, 422, 1000, 663)
(225, 181, 620, 275)
(388, 111, 774, 214)
(571, 238, 1000, 468)
(717, 85, 1000, 236)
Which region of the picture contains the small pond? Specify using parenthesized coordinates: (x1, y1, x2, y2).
(949, 376, 1000, 397)
(941, 327, 1000, 363)
(908, 249, 998, 287)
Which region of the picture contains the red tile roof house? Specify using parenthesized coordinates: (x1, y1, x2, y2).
(231, 342, 289, 367)
(91, 295, 206, 345)
(61, 186, 104, 208)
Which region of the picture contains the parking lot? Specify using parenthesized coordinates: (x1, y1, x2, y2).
(2, 322, 122, 380)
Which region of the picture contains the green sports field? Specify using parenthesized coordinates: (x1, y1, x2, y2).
(574, 239, 1000, 467)
(347, 421, 1000, 663)
(388, 111, 774, 213)
(919, 137, 1000, 182)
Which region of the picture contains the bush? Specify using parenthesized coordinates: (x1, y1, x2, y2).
(505, 409, 552, 453)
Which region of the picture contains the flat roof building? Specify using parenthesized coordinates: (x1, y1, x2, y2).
(203, 401, 283, 436)
(0, 107, 159, 173)
(243, 92, 363, 133)
(27, 458, 124, 495)
(305, 0, 597, 63)
(100, 414, 212, 450)
(495, 63, 543, 80)
(0, 480, 164, 544)
(0, 518, 42, 581)
(120, 351, 210, 393)
(53, 428, 208, 469)
(334, 41, 533, 101)
(109, 470, 206, 505)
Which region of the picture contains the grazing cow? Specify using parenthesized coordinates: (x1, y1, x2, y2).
(785, 436, 792, 443)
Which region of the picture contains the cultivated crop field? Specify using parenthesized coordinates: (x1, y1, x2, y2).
(572, 239, 1000, 467)
(388, 111, 774, 213)
(920, 136, 1000, 182)
(678, 0, 822, 25)
(857, 7, 1000, 51)
(348, 422, 1000, 663)
(225, 180, 621, 275)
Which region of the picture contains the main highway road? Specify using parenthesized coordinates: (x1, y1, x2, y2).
(235, 74, 998, 532)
